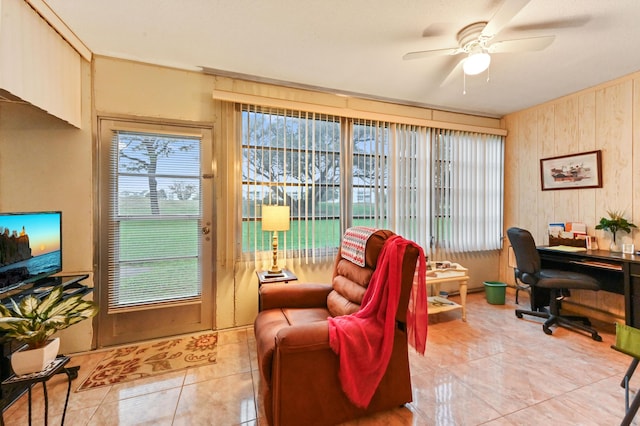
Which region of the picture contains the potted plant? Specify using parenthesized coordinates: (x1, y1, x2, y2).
(595, 209, 637, 252)
(0, 285, 98, 375)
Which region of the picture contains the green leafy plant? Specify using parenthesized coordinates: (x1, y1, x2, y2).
(595, 209, 637, 242)
(0, 286, 98, 349)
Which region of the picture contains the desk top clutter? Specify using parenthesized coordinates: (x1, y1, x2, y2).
(426, 261, 468, 321)
(547, 245, 587, 252)
(548, 219, 639, 253)
(548, 221, 589, 246)
(426, 261, 467, 277)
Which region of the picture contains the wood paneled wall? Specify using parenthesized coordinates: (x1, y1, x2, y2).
(502, 71, 640, 321)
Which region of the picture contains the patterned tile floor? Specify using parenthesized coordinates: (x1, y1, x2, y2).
(2, 288, 638, 425)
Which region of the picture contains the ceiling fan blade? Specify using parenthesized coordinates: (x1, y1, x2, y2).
(488, 35, 555, 53)
(403, 47, 460, 61)
(481, 0, 531, 37)
(421, 22, 452, 38)
(508, 15, 590, 32)
(439, 58, 464, 87)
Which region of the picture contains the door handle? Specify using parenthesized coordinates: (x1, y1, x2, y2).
(202, 226, 211, 235)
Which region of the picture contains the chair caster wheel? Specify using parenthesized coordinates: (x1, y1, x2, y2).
(516, 312, 523, 318)
(592, 334, 602, 342)
(543, 326, 553, 335)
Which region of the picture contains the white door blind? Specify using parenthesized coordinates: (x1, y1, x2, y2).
(108, 130, 202, 312)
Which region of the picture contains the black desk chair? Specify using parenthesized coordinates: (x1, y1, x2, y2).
(509, 246, 531, 305)
(513, 267, 531, 305)
(506, 227, 602, 341)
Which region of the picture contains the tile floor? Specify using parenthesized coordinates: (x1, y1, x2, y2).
(2, 288, 639, 425)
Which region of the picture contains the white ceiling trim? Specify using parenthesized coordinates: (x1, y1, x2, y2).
(26, 0, 92, 61)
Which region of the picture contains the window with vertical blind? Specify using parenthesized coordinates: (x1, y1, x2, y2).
(348, 121, 430, 252)
(240, 104, 504, 259)
(431, 129, 504, 251)
(108, 130, 202, 311)
(350, 120, 390, 230)
(241, 106, 342, 262)
(391, 123, 431, 249)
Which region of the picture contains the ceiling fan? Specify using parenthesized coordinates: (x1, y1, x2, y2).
(403, 0, 556, 86)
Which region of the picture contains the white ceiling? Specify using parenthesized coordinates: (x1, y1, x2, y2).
(45, 0, 640, 118)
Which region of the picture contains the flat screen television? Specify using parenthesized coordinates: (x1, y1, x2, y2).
(0, 211, 62, 291)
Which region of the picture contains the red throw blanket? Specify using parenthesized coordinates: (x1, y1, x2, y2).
(327, 235, 427, 408)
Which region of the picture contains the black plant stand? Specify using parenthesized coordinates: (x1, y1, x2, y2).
(0, 356, 77, 426)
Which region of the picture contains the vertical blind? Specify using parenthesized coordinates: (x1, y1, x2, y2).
(350, 120, 390, 231)
(431, 129, 504, 252)
(241, 104, 505, 261)
(391, 124, 431, 250)
(241, 105, 342, 265)
(349, 121, 431, 251)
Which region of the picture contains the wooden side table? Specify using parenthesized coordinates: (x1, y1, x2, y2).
(426, 262, 469, 321)
(256, 269, 298, 286)
(1, 356, 76, 426)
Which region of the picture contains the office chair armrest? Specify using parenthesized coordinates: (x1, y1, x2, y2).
(520, 272, 538, 286)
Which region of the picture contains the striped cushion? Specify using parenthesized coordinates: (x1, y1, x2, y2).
(340, 226, 377, 267)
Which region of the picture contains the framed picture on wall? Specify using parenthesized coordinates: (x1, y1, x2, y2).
(540, 150, 602, 191)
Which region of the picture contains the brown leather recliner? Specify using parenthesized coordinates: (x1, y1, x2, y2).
(254, 229, 420, 426)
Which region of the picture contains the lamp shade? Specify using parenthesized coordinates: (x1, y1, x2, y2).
(463, 51, 491, 75)
(262, 205, 290, 231)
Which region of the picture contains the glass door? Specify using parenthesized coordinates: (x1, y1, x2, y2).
(97, 119, 214, 347)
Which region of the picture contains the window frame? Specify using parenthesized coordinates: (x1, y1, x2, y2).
(239, 104, 505, 261)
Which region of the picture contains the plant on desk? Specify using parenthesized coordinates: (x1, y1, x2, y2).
(0, 285, 98, 375)
(595, 209, 637, 252)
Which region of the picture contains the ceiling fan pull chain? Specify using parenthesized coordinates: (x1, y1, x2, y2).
(486, 64, 491, 82)
(463, 72, 467, 95)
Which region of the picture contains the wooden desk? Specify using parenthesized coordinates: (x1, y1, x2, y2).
(537, 247, 639, 326)
(426, 262, 468, 321)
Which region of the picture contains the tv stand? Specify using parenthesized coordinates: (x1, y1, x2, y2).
(0, 273, 92, 412)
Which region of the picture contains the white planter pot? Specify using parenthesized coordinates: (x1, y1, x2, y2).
(11, 337, 60, 376)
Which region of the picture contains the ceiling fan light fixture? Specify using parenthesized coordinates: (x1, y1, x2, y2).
(463, 51, 491, 75)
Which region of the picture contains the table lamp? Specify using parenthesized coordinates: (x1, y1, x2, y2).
(262, 205, 290, 274)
